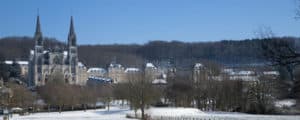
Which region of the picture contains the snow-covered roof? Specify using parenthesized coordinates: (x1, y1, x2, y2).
(109, 63, 122, 68)
(4, 61, 28, 65)
(43, 50, 48, 54)
(162, 73, 167, 79)
(125, 68, 140, 73)
(227, 70, 255, 76)
(87, 67, 107, 73)
(194, 63, 203, 68)
(63, 51, 68, 56)
(223, 68, 233, 73)
(18, 61, 29, 65)
(78, 62, 85, 68)
(146, 63, 156, 69)
(5, 61, 13, 64)
(30, 50, 34, 55)
(229, 76, 258, 81)
(237, 71, 254, 75)
(263, 71, 279, 75)
(152, 79, 167, 84)
(88, 76, 113, 83)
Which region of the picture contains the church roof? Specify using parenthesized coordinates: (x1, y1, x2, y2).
(87, 68, 107, 73)
(125, 68, 140, 73)
(146, 63, 156, 69)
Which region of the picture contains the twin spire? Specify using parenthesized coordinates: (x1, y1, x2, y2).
(68, 16, 76, 46)
(35, 15, 41, 35)
(69, 16, 75, 36)
(34, 16, 76, 46)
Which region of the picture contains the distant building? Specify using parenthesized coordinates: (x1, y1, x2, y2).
(87, 67, 107, 77)
(193, 63, 205, 82)
(145, 63, 158, 80)
(223, 69, 258, 81)
(145, 62, 168, 84)
(125, 67, 140, 73)
(28, 16, 87, 86)
(4, 60, 29, 78)
(106, 62, 169, 84)
(192, 63, 278, 82)
(108, 63, 126, 83)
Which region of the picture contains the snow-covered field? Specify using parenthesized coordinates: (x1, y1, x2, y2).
(1, 107, 300, 120)
(147, 107, 300, 120)
(1, 107, 134, 120)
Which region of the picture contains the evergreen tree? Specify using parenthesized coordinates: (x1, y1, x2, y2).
(9, 60, 21, 78)
(0, 53, 9, 81)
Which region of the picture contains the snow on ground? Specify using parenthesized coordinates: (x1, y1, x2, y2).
(275, 99, 296, 108)
(126, 107, 205, 118)
(1, 106, 300, 120)
(146, 107, 205, 117)
(145, 107, 300, 120)
(1, 107, 134, 120)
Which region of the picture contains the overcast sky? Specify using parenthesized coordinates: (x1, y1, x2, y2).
(0, 0, 299, 44)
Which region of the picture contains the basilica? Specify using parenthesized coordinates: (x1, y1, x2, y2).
(28, 16, 87, 86)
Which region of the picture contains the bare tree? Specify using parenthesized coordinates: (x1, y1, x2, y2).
(113, 83, 128, 107)
(38, 72, 71, 113)
(8, 83, 35, 109)
(193, 61, 222, 110)
(97, 84, 113, 111)
(262, 37, 299, 98)
(78, 86, 97, 111)
(124, 72, 160, 120)
(245, 77, 276, 114)
(167, 75, 194, 107)
(296, 0, 300, 19)
(293, 67, 300, 109)
(255, 24, 300, 100)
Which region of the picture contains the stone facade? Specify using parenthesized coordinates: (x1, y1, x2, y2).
(108, 63, 127, 83)
(28, 16, 87, 86)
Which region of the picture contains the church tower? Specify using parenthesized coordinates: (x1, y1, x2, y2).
(67, 16, 78, 84)
(34, 15, 44, 86)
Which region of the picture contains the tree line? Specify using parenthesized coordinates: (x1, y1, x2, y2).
(1, 36, 299, 68)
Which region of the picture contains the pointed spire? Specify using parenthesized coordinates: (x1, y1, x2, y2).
(35, 15, 41, 34)
(34, 15, 43, 46)
(68, 16, 76, 46)
(69, 16, 75, 36)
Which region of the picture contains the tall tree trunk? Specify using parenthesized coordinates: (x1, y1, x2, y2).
(287, 65, 296, 98)
(196, 98, 201, 109)
(141, 100, 145, 120)
(141, 106, 145, 120)
(134, 109, 137, 118)
(59, 105, 62, 113)
(107, 101, 110, 111)
(48, 104, 50, 112)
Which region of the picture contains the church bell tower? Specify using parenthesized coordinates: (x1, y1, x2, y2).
(67, 16, 78, 84)
(34, 15, 44, 86)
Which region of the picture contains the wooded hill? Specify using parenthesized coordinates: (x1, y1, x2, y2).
(0, 36, 298, 68)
